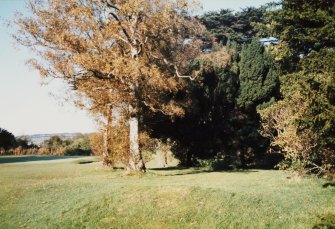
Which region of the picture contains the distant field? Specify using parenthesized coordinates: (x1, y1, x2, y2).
(0, 156, 335, 229)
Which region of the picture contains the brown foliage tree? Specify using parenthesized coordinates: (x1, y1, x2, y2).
(14, 0, 205, 172)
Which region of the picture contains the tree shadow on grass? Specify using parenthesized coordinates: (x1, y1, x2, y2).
(323, 183, 335, 188)
(313, 214, 335, 229)
(0, 155, 82, 164)
(149, 166, 189, 171)
(148, 166, 259, 176)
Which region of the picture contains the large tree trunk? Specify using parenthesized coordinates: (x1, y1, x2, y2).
(103, 104, 114, 167)
(127, 39, 146, 172)
(127, 115, 146, 172)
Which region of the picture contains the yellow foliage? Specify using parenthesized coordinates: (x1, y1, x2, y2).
(260, 92, 319, 174)
(89, 132, 104, 156)
(14, 0, 206, 171)
(14, 0, 205, 118)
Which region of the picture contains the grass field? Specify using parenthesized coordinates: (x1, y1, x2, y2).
(0, 156, 335, 229)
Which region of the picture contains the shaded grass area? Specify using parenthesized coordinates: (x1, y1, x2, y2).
(0, 155, 84, 164)
(0, 156, 335, 229)
(313, 214, 335, 229)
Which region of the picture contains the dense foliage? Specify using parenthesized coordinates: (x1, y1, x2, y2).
(14, 0, 205, 172)
(0, 130, 95, 156)
(237, 39, 279, 110)
(260, 0, 335, 178)
(10, 0, 335, 178)
(271, 0, 335, 72)
(147, 41, 279, 168)
(200, 7, 266, 45)
(0, 128, 16, 150)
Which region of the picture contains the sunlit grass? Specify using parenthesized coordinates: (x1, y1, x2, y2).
(0, 156, 334, 228)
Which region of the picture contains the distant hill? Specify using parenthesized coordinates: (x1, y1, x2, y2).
(18, 133, 84, 145)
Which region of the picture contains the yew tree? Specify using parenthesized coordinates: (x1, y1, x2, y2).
(0, 128, 16, 150)
(14, 0, 205, 172)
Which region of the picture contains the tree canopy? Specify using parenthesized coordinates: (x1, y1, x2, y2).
(270, 0, 335, 71)
(260, 0, 335, 178)
(200, 7, 266, 45)
(237, 39, 279, 111)
(14, 0, 205, 172)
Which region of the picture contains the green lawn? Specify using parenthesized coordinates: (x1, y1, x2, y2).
(0, 156, 334, 229)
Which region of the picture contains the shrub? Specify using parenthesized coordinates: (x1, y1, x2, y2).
(260, 92, 334, 177)
(198, 153, 240, 171)
(64, 135, 92, 156)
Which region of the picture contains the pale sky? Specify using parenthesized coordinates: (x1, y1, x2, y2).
(0, 0, 273, 136)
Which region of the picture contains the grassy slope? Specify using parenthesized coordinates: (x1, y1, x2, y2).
(0, 156, 334, 229)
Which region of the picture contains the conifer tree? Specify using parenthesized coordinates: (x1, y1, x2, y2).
(261, 0, 335, 177)
(0, 128, 16, 150)
(237, 39, 278, 111)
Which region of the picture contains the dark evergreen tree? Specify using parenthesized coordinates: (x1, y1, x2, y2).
(0, 128, 16, 150)
(237, 39, 279, 111)
(261, 0, 335, 177)
(145, 44, 279, 168)
(297, 50, 335, 149)
(143, 48, 239, 166)
(271, 0, 335, 72)
(200, 7, 266, 45)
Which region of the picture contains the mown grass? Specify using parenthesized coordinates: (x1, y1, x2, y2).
(0, 156, 334, 229)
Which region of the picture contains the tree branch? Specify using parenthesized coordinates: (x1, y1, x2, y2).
(163, 58, 199, 81)
(105, 0, 120, 11)
(109, 12, 132, 45)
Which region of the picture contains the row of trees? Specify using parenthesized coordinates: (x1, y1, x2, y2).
(0, 128, 95, 156)
(198, 0, 335, 178)
(41, 135, 92, 156)
(13, 0, 335, 177)
(0, 128, 39, 155)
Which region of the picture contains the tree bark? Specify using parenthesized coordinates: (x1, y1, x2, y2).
(127, 113, 146, 172)
(103, 104, 114, 167)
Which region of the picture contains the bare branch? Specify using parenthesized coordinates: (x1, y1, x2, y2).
(174, 65, 198, 81)
(163, 58, 199, 81)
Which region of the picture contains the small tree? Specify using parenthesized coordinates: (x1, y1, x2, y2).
(0, 128, 16, 150)
(64, 135, 92, 156)
(260, 93, 317, 174)
(42, 136, 66, 155)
